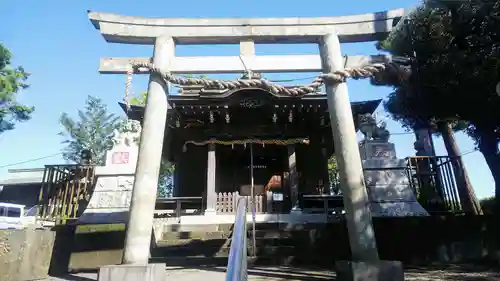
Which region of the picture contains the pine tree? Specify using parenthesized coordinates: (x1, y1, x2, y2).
(0, 43, 33, 133)
(59, 95, 122, 165)
(374, 2, 500, 214)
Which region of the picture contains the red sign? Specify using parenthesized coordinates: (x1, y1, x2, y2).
(112, 152, 130, 164)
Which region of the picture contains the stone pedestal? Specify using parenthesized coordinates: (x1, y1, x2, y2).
(335, 260, 404, 281)
(360, 140, 428, 217)
(98, 263, 165, 281)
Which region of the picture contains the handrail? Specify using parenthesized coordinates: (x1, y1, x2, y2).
(225, 197, 248, 281)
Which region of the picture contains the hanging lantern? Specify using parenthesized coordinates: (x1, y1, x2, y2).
(209, 111, 214, 123)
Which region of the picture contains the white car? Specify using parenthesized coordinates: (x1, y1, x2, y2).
(0, 202, 37, 230)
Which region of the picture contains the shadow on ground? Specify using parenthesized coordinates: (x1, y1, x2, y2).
(47, 263, 500, 281)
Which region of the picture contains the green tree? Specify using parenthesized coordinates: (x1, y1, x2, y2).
(129, 91, 147, 106)
(480, 196, 496, 215)
(375, 2, 499, 213)
(328, 156, 340, 194)
(0, 43, 34, 133)
(128, 92, 175, 198)
(59, 95, 122, 165)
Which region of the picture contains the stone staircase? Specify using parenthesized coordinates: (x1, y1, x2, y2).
(149, 222, 349, 268)
(151, 229, 230, 266)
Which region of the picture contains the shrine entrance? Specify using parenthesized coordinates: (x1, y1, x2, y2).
(217, 143, 288, 197)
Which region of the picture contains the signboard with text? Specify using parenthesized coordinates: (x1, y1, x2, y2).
(112, 152, 130, 164)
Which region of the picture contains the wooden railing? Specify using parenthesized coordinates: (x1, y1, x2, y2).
(154, 197, 204, 218)
(33, 156, 463, 225)
(301, 194, 345, 215)
(216, 191, 265, 213)
(37, 164, 97, 225)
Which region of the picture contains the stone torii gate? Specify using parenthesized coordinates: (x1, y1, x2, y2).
(88, 9, 405, 281)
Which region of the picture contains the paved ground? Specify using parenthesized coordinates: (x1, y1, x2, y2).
(45, 265, 500, 281)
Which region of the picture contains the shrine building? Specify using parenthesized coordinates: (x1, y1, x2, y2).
(121, 85, 381, 214)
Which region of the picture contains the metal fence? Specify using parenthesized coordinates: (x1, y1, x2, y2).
(326, 155, 464, 214)
(406, 156, 463, 213)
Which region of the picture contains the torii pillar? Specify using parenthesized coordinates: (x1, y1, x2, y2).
(319, 33, 404, 281)
(122, 36, 173, 266)
(101, 37, 173, 280)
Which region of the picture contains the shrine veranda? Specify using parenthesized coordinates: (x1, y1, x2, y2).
(82, 8, 432, 264)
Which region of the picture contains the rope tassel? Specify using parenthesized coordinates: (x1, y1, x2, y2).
(124, 65, 133, 111)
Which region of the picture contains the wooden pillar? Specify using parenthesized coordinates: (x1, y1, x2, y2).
(319, 33, 379, 261)
(205, 141, 217, 215)
(287, 145, 301, 212)
(173, 166, 180, 197)
(123, 36, 174, 265)
(321, 147, 330, 194)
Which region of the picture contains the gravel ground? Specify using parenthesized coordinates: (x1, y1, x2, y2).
(44, 265, 500, 281)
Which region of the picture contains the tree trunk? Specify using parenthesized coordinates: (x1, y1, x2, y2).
(437, 122, 482, 214)
(474, 124, 500, 260)
(475, 125, 500, 204)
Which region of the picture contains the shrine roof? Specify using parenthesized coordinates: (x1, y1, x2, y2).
(119, 88, 382, 120)
(118, 96, 382, 120)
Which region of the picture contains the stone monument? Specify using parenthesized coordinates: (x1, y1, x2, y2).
(358, 114, 429, 217)
(77, 120, 140, 224)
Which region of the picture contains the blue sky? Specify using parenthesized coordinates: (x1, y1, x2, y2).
(0, 0, 494, 198)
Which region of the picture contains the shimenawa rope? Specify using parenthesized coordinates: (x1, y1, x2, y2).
(124, 61, 407, 109)
(183, 138, 310, 152)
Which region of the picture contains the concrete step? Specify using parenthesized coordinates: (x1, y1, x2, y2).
(149, 256, 295, 267)
(158, 228, 299, 244)
(149, 255, 329, 267)
(157, 235, 297, 247)
(152, 246, 230, 257)
(152, 244, 299, 258)
(253, 229, 294, 239)
(156, 238, 227, 247)
(149, 256, 229, 267)
(160, 228, 310, 240)
(250, 256, 336, 267)
(251, 237, 297, 247)
(161, 231, 230, 241)
(161, 222, 335, 233)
